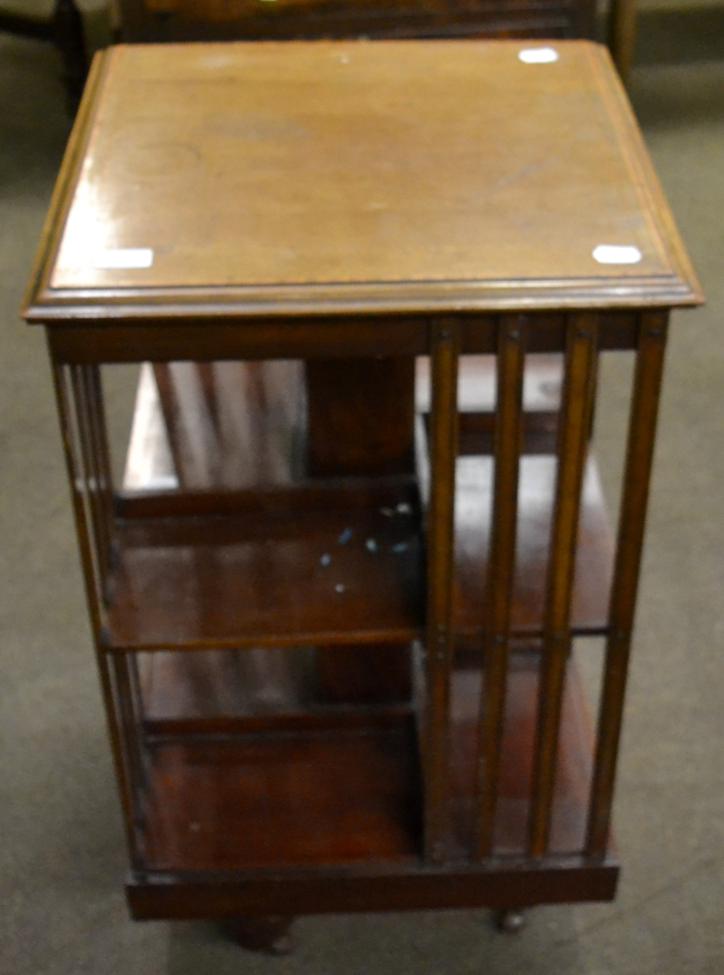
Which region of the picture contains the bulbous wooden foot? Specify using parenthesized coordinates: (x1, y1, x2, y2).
(494, 909, 526, 934)
(224, 916, 294, 954)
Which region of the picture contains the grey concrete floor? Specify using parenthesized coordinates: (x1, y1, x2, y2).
(1, 31, 723, 975)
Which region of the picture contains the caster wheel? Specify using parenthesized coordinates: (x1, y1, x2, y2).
(224, 916, 294, 954)
(494, 909, 526, 934)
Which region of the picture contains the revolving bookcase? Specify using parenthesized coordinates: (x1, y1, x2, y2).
(23, 40, 701, 946)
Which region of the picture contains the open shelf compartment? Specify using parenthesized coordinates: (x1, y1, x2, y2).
(140, 714, 422, 872)
(106, 478, 423, 651)
(107, 358, 613, 651)
(130, 646, 605, 877)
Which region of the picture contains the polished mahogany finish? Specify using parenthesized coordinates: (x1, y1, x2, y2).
(26, 42, 699, 323)
(116, 0, 637, 89)
(24, 40, 701, 942)
(117, 0, 596, 47)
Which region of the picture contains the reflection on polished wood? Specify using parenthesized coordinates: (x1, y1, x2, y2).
(108, 482, 423, 650)
(26, 42, 700, 322)
(143, 718, 422, 871)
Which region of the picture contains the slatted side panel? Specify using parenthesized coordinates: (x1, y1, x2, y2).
(50, 356, 143, 865)
(424, 320, 460, 862)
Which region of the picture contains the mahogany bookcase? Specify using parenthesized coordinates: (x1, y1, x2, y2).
(24, 40, 701, 948)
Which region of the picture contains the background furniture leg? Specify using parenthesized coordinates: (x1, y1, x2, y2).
(609, 0, 637, 82)
(54, 0, 87, 104)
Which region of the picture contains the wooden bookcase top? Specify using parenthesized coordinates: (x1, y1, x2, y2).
(24, 40, 701, 323)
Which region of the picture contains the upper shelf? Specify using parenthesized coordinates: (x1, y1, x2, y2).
(106, 455, 612, 650)
(106, 483, 424, 651)
(24, 40, 702, 323)
(103, 356, 612, 651)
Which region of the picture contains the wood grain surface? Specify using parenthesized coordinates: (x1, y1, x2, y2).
(25, 40, 701, 321)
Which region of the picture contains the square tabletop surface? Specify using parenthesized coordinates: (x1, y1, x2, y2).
(25, 40, 701, 322)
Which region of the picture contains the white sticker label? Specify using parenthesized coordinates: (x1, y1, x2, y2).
(94, 247, 154, 269)
(518, 47, 559, 64)
(592, 244, 643, 265)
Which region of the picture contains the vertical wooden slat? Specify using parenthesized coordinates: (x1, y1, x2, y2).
(84, 363, 115, 544)
(586, 311, 669, 856)
(70, 364, 112, 588)
(50, 360, 104, 636)
(475, 315, 526, 858)
(50, 356, 137, 861)
(608, 0, 637, 83)
(111, 652, 147, 808)
(424, 318, 460, 863)
(128, 652, 145, 725)
(587, 351, 601, 440)
(529, 313, 598, 857)
(126, 650, 148, 799)
(102, 652, 145, 870)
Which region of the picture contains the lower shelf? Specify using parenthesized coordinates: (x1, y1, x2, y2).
(132, 651, 607, 900)
(141, 718, 421, 872)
